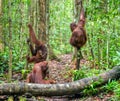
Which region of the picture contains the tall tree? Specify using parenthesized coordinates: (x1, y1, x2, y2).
(8, 0, 12, 82)
(38, 0, 57, 60)
(46, 0, 57, 60)
(0, 0, 3, 51)
(38, 0, 47, 43)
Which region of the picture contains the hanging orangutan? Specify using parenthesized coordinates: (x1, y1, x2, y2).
(70, 2, 87, 50)
(26, 61, 55, 84)
(26, 24, 47, 63)
(69, 1, 87, 69)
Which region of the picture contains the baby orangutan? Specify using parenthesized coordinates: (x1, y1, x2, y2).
(26, 61, 55, 84)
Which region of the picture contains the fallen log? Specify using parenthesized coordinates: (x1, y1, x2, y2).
(0, 66, 120, 96)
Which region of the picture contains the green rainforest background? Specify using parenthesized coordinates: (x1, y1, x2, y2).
(0, 0, 120, 100)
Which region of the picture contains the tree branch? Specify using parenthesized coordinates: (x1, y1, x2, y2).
(0, 66, 120, 96)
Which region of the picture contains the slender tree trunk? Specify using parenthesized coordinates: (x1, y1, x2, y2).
(76, 48, 82, 69)
(106, 29, 110, 68)
(87, 33, 94, 60)
(35, 0, 39, 35)
(46, 0, 50, 60)
(97, 38, 100, 68)
(0, 0, 3, 51)
(103, 0, 110, 68)
(19, 1, 25, 61)
(8, 0, 12, 82)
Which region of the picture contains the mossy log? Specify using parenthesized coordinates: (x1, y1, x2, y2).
(0, 66, 120, 96)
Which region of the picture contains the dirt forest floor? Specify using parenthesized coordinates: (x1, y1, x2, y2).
(42, 54, 113, 101)
(49, 54, 73, 83)
(0, 54, 114, 101)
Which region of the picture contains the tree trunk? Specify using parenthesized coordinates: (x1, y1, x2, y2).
(0, 66, 120, 96)
(8, 0, 12, 82)
(38, 0, 46, 43)
(29, 0, 35, 25)
(0, 0, 3, 51)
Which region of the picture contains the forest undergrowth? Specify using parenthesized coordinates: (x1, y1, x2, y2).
(0, 53, 120, 101)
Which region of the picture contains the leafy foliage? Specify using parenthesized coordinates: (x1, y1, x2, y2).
(0, 47, 26, 74)
(1, 0, 30, 72)
(0, 0, 119, 100)
(49, 0, 73, 54)
(49, 0, 120, 69)
(73, 69, 86, 81)
(1, 0, 119, 71)
(0, 50, 9, 73)
(84, 0, 120, 68)
(102, 80, 120, 100)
